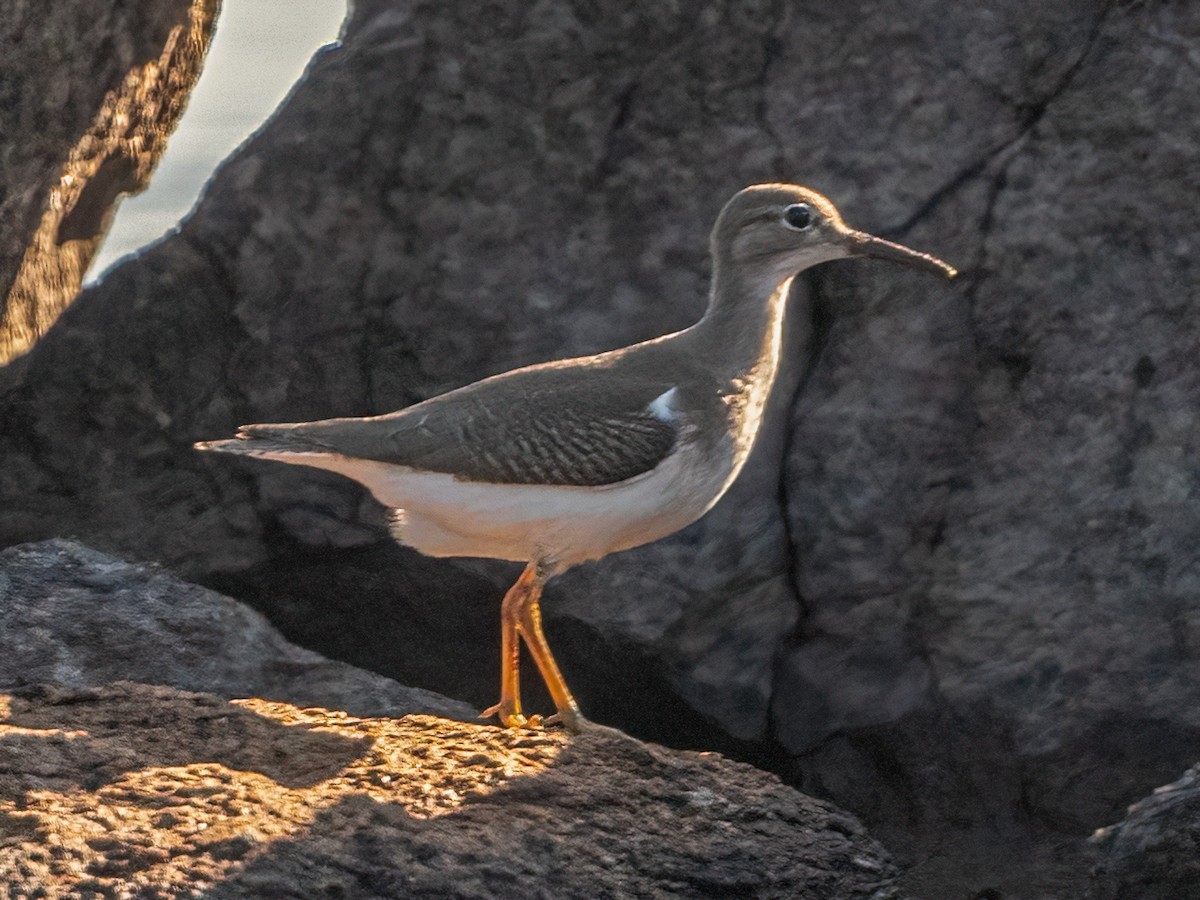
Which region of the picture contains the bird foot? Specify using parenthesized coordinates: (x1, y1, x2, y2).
(481, 702, 588, 733)
(480, 701, 532, 729)
(543, 707, 584, 734)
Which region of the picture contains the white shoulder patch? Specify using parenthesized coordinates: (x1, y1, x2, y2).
(647, 387, 679, 423)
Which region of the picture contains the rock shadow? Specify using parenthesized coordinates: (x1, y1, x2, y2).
(0, 681, 370, 793)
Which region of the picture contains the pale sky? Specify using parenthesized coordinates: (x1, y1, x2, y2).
(88, 1, 347, 281)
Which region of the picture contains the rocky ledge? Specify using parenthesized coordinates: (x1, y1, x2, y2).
(0, 541, 899, 897)
(0, 539, 473, 721)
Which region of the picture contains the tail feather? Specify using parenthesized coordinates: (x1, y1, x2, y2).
(194, 423, 334, 457)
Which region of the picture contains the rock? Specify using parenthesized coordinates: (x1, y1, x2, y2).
(0, 539, 475, 722)
(0, 0, 218, 360)
(0, 681, 900, 898)
(775, 0, 1200, 894)
(1090, 763, 1200, 899)
(1, 1, 1199, 897)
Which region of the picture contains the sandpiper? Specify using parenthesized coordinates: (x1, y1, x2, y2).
(196, 183, 955, 733)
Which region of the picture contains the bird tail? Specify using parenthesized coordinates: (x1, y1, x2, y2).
(194, 424, 332, 458)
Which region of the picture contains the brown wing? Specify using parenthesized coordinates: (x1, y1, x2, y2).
(241, 365, 683, 487)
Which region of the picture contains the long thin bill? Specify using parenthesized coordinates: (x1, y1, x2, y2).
(849, 230, 957, 278)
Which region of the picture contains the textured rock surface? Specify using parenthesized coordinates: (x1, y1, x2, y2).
(0, 0, 218, 360)
(0, 539, 475, 722)
(1090, 762, 1200, 899)
(0, 682, 900, 898)
(1, 0, 1198, 896)
(775, 3, 1200, 895)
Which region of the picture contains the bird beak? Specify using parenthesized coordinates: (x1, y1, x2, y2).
(847, 230, 957, 278)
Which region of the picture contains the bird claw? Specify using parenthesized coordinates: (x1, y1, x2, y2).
(480, 702, 529, 729)
(480, 703, 550, 730)
(481, 703, 581, 732)
(542, 707, 584, 734)
(481, 693, 586, 734)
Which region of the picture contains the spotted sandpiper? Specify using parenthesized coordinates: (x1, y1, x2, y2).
(196, 183, 955, 733)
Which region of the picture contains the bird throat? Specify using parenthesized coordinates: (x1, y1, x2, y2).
(698, 273, 795, 464)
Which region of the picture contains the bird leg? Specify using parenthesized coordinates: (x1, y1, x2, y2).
(481, 561, 583, 733)
(514, 567, 583, 734)
(480, 563, 536, 728)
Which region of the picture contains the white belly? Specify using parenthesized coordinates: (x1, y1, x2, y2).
(264, 440, 736, 569)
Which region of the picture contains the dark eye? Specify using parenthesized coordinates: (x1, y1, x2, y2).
(783, 203, 813, 230)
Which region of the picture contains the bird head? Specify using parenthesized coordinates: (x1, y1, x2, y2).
(712, 183, 956, 283)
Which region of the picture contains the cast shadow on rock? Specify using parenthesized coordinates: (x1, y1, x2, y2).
(197, 726, 898, 899)
(0, 681, 897, 897)
(0, 681, 370, 792)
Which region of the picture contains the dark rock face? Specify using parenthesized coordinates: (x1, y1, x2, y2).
(1, 0, 1198, 895)
(0, 681, 900, 899)
(772, 2, 1200, 892)
(0, 0, 218, 360)
(0, 539, 476, 721)
(1090, 762, 1200, 899)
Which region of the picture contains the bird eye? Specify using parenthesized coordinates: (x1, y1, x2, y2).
(783, 203, 813, 230)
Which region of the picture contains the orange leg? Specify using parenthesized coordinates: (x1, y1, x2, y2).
(480, 564, 536, 727)
(481, 562, 584, 733)
(516, 587, 583, 733)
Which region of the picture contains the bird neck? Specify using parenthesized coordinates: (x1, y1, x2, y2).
(688, 260, 796, 391)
